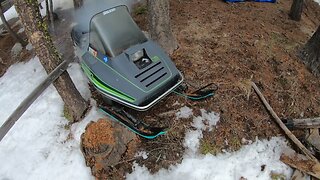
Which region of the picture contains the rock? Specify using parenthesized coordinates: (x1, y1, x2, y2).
(80, 118, 136, 177)
(11, 43, 23, 58)
(26, 43, 33, 51)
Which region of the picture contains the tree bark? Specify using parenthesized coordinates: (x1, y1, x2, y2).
(73, 0, 83, 9)
(289, 0, 304, 21)
(13, 0, 88, 122)
(300, 25, 320, 77)
(45, 0, 50, 25)
(48, 0, 54, 32)
(0, 3, 27, 46)
(148, 0, 178, 55)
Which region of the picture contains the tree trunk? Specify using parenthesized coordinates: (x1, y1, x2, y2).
(0, 3, 27, 46)
(49, 0, 54, 32)
(148, 0, 178, 55)
(289, 0, 304, 21)
(300, 25, 320, 77)
(13, 0, 88, 122)
(45, 0, 50, 25)
(73, 0, 83, 9)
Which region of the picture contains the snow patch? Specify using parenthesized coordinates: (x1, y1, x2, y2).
(127, 137, 292, 180)
(184, 110, 220, 155)
(67, 62, 91, 100)
(175, 106, 193, 119)
(26, 43, 33, 51)
(199, 109, 220, 131)
(127, 108, 292, 180)
(0, 6, 19, 25)
(17, 27, 25, 34)
(135, 151, 149, 160)
(0, 57, 103, 179)
(11, 42, 22, 57)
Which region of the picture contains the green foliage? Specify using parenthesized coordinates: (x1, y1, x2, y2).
(270, 173, 286, 180)
(63, 105, 74, 122)
(200, 139, 221, 155)
(229, 136, 242, 151)
(134, 6, 147, 15)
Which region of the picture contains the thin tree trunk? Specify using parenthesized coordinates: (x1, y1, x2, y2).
(73, 0, 83, 9)
(49, 0, 54, 32)
(13, 0, 88, 122)
(0, 3, 27, 46)
(289, 0, 304, 21)
(300, 25, 320, 76)
(148, 0, 178, 55)
(45, 0, 50, 25)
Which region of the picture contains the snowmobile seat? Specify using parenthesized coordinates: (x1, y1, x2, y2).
(89, 5, 148, 57)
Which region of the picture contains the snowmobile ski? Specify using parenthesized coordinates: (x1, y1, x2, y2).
(99, 106, 167, 139)
(174, 83, 218, 101)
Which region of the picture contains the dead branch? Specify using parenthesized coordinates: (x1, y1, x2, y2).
(251, 81, 317, 161)
(281, 150, 320, 179)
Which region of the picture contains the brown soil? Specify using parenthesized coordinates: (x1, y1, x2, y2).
(0, 18, 32, 77)
(1, 0, 320, 179)
(127, 0, 320, 175)
(86, 0, 320, 178)
(81, 119, 115, 150)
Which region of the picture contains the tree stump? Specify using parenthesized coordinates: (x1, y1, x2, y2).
(300, 25, 320, 77)
(148, 0, 178, 55)
(81, 118, 136, 178)
(289, 0, 304, 21)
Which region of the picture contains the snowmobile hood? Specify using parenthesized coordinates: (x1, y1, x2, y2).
(81, 40, 183, 110)
(72, 5, 183, 111)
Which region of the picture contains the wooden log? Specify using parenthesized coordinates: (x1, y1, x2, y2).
(290, 170, 308, 180)
(0, 58, 73, 141)
(251, 82, 317, 161)
(289, 0, 304, 21)
(306, 129, 320, 152)
(281, 151, 320, 179)
(291, 117, 320, 129)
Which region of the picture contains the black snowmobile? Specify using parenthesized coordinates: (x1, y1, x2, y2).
(71, 5, 215, 139)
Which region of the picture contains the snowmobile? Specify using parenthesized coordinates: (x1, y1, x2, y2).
(71, 5, 216, 139)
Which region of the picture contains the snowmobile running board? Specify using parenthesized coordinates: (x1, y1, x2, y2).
(99, 106, 166, 139)
(98, 83, 218, 139)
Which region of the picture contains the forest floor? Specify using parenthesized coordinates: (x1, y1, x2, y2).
(117, 0, 320, 177)
(1, 0, 320, 178)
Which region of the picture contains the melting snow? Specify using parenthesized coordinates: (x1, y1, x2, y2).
(175, 106, 193, 119)
(135, 151, 149, 160)
(11, 42, 22, 57)
(126, 108, 292, 180)
(0, 57, 103, 179)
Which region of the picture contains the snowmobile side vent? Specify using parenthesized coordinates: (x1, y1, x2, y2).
(134, 60, 167, 88)
(135, 61, 162, 78)
(140, 67, 165, 83)
(146, 72, 167, 87)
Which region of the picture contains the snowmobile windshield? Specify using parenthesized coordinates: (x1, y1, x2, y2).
(89, 5, 147, 57)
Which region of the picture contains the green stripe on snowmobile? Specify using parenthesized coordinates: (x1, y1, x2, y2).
(81, 63, 136, 103)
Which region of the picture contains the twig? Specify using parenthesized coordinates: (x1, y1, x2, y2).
(111, 157, 137, 167)
(251, 81, 317, 161)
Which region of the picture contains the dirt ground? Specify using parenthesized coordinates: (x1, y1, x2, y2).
(121, 0, 320, 176)
(0, 18, 33, 77)
(1, 0, 320, 178)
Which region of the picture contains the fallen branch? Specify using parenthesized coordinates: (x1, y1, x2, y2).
(306, 129, 320, 152)
(286, 117, 320, 129)
(281, 150, 320, 179)
(251, 81, 317, 161)
(290, 170, 308, 180)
